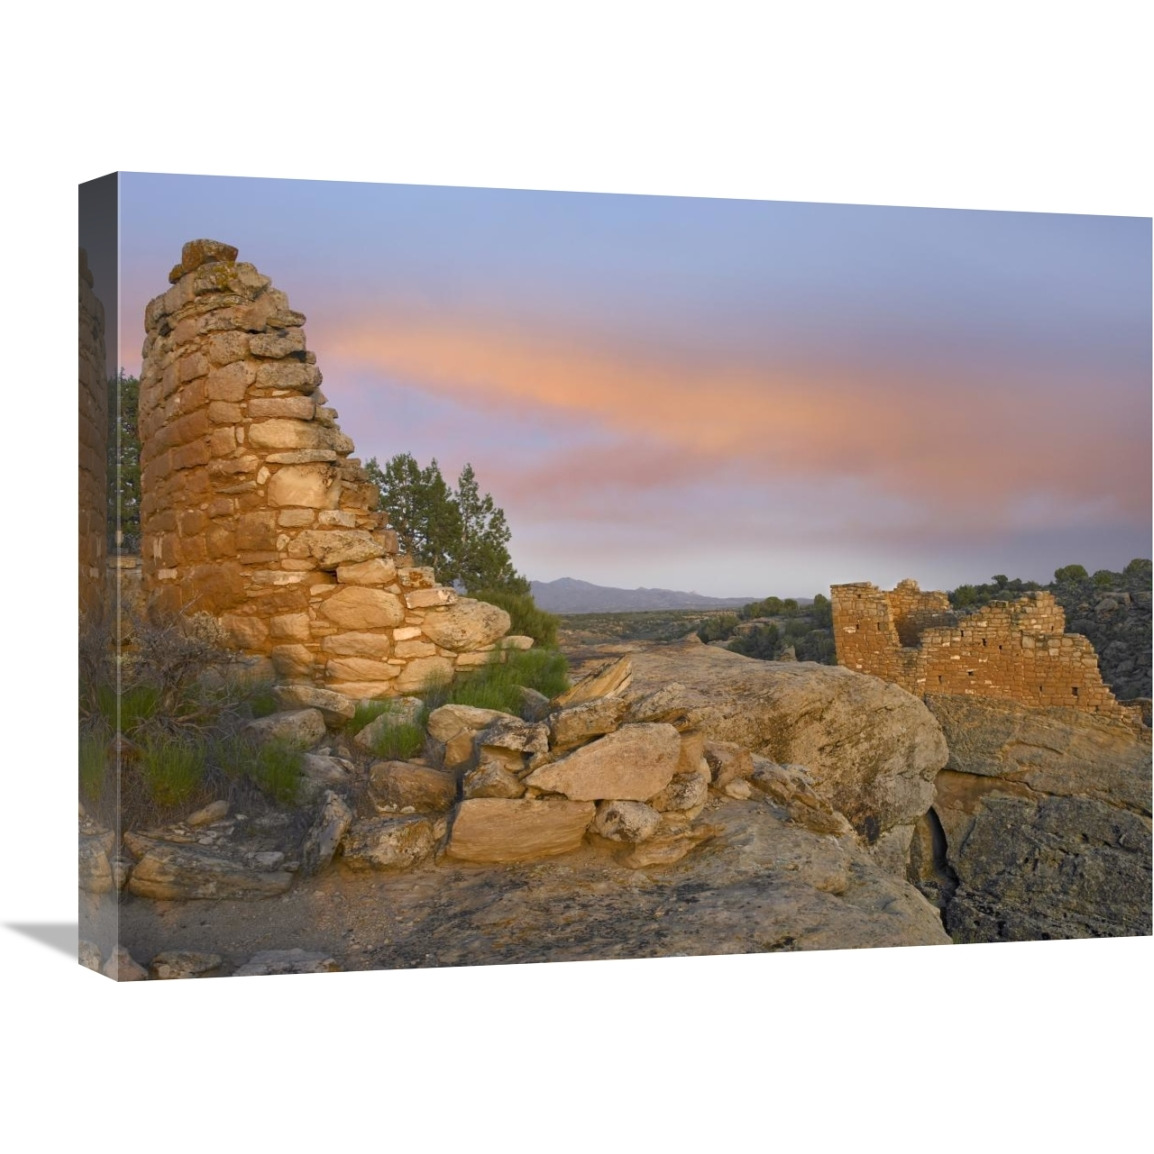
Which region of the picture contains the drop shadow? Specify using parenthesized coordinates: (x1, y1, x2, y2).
(6, 923, 79, 958)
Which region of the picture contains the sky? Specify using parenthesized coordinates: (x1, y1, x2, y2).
(116, 173, 1151, 598)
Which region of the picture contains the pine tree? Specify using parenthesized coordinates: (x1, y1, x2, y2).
(364, 455, 528, 594)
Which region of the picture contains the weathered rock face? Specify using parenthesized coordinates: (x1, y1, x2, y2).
(921, 695, 1152, 941)
(623, 642, 948, 869)
(137, 240, 514, 698)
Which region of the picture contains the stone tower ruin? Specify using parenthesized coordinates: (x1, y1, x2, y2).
(831, 579, 1133, 720)
(137, 239, 517, 698)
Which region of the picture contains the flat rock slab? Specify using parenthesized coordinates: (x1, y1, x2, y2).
(553, 656, 633, 707)
(126, 843, 294, 901)
(525, 723, 681, 801)
(446, 798, 595, 863)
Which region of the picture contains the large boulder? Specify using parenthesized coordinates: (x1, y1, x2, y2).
(922, 695, 1152, 942)
(625, 642, 948, 869)
(420, 598, 511, 652)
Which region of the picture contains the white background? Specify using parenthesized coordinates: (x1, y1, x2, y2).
(1, 2, 1149, 1149)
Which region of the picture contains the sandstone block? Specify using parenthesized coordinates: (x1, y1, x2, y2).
(248, 396, 315, 420)
(248, 419, 329, 451)
(245, 709, 327, 748)
(550, 697, 629, 750)
(524, 723, 681, 802)
(256, 362, 321, 392)
(396, 655, 455, 694)
(369, 761, 457, 812)
(462, 760, 526, 800)
(649, 773, 709, 815)
(298, 529, 385, 569)
(395, 639, 438, 658)
(420, 598, 511, 652)
(267, 465, 335, 509)
(320, 632, 393, 659)
(326, 656, 401, 683)
(181, 238, 238, 272)
(205, 360, 255, 401)
(592, 800, 662, 843)
(220, 613, 269, 649)
(445, 798, 595, 863)
(273, 684, 356, 724)
(427, 704, 509, 744)
(341, 815, 444, 871)
(250, 330, 306, 358)
(336, 557, 398, 586)
(477, 716, 550, 757)
(404, 587, 458, 609)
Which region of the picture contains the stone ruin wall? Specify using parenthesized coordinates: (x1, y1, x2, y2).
(831, 579, 1131, 720)
(137, 239, 516, 699)
(79, 249, 108, 620)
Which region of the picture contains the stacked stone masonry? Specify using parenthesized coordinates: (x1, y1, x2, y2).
(79, 249, 108, 619)
(137, 240, 514, 698)
(831, 579, 1133, 720)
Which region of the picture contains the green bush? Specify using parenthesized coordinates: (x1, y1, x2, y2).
(471, 588, 560, 648)
(210, 733, 305, 805)
(420, 647, 570, 716)
(250, 740, 306, 805)
(368, 720, 426, 760)
(138, 733, 207, 807)
(79, 726, 109, 806)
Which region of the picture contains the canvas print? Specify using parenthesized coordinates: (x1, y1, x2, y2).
(78, 173, 1152, 980)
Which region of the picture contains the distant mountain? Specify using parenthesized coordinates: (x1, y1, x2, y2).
(530, 577, 761, 615)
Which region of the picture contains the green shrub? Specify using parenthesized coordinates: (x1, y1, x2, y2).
(368, 720, 426, 760)
(346, 699, 397, 735)
(79, 726, 109, 805)
(138, 733, 207, 807)
(471, 588, 560, 648)
(420, 647, 570, 716)
(210, 733, 305, 805)
(250, 740, 306, 805)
